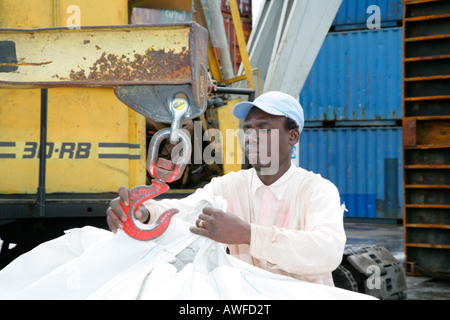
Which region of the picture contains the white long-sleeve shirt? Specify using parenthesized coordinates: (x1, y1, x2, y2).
(144, 162, 347, 286)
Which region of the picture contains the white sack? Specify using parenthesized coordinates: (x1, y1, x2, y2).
(0, 198, 375, 300)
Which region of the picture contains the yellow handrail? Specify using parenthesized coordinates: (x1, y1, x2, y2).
(228, 0, 255, 91)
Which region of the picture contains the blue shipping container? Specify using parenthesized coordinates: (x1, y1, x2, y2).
(300, 27, 403, 122)
(298, 127, 403, 219)
(332, 0, 403, 30)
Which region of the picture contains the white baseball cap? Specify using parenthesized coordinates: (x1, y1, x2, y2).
(232, 91, 304, 133)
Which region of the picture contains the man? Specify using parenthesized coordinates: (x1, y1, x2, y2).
(107, 91, 346, 286)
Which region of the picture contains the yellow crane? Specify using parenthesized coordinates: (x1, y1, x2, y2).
(0, 0, 255, 267)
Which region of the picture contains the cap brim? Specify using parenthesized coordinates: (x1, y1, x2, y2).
(232, 101, 255, 119)
(232, 101, 286, 120)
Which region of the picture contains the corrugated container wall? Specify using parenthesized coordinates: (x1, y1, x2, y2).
(297, 1, 404, 220)
(298, 127, 403, 219)
(332, 0, 403, 30)
(300, 27, 403, 123)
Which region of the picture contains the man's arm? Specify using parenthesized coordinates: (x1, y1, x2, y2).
(107, 175, 230, 233)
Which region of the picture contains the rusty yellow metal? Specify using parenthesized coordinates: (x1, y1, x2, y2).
(58, 0, 128, 27)
(0, 0, 54, 29)
(0, 0, 151, 194)
(0, 24, 196, 88)
(0, 0, 129, 29)
(0, 88, 146, 193)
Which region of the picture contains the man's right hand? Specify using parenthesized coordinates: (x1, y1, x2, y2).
(106, 187, 150, 233)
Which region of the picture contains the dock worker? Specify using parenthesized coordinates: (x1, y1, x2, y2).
(107, 91, 347, 286)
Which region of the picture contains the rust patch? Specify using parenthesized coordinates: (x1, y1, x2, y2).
(0, 61, 53, 67)
(69, 47, 190, 82)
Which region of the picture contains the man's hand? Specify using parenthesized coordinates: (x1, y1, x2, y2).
(106, 187, 150, 233)
(189, 207, 251, 245)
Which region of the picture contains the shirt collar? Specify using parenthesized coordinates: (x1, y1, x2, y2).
(250, 161, 297, 200)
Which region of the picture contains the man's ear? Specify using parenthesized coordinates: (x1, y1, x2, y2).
(289, 129, 300, 146)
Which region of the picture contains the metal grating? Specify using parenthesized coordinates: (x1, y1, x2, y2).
(402, 0, 450, 278)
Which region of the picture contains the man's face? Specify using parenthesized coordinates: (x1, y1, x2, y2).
(243, 107, 297, 174)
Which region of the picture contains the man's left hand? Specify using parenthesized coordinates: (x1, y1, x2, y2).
(190, 207, 251, 245)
